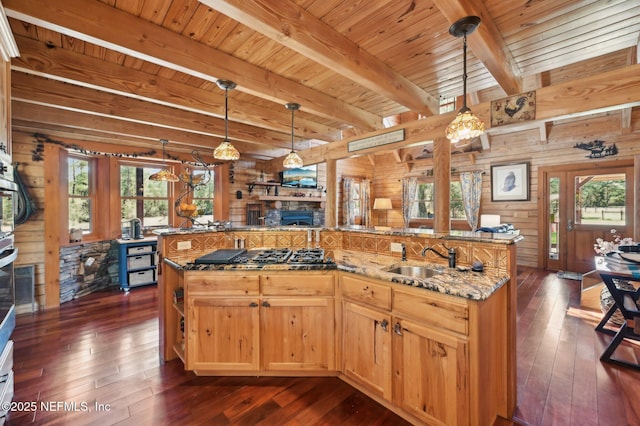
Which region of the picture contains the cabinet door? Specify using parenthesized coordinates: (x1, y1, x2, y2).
(393, 317, 469, 426)
(342, 301, 392, 400)
(260, 297, 335, 372)
(186, 297, 259, 371)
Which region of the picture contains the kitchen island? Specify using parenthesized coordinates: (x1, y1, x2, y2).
(156, 227, 519, 425)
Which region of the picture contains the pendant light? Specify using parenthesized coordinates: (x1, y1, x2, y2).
(283, 102, 304, 169)
(445, 16, 485, 143)
(149, 139, 179, 182)
(214, 79, 240, 161)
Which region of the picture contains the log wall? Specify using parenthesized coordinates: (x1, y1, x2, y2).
(369, 110, 640, 268)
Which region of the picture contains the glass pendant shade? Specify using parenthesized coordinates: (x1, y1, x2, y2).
(283, 151, 304, 169)
(445, 16, 485, 143)
(283, 102, 302, 169)
(149, 139, 179, 182)
(214, 79, 240, 160)
(445, 107, 485, 143)
(213, 140, 240, 161)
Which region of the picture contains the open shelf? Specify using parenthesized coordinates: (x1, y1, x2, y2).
(258, 195, 324, 202)
(173, 302, 184, 316)
(248, 181, 280, 194)
(173, 342, 185, 363)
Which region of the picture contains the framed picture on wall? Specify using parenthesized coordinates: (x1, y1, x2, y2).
(491, 162, 530, 201)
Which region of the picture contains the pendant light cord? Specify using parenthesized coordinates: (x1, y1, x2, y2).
(224, 88, 229, 141)
(462, 32, 468, 110)
(290, 107, 295, 152)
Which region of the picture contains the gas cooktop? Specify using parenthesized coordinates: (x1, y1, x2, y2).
(288, 248, 325, 264)
(252, 248, 292, 263)
(185, 247, 328, 270)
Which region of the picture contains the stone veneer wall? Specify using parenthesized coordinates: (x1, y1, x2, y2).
(59, 241, 120, 303)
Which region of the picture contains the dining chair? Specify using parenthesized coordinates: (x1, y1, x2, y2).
(598, 273, 640, 370)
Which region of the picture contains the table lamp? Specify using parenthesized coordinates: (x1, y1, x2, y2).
(373, 198, 392, 226)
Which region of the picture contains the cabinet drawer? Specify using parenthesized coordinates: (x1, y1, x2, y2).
(128, 269, 156, 286)
(0, 341, 12, 381)
(393, 288, 468, 335)
(127, 254, 153, 269)
(127, 244, 155, 255)
(341, 274, 391, 311)
(261, 273, 334, 296)
(187, 273, 260, 296)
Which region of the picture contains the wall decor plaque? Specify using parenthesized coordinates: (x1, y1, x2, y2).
(491, 91, 536, 126)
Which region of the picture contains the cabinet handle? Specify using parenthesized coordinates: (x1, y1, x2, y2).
(393, 322, 403, 336)
(249, 302, 259, 308)
(380, 319, 389, 331)
(262, 301, 271, 307)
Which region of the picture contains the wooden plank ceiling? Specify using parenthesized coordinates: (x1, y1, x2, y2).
(4, 0, 640, 161)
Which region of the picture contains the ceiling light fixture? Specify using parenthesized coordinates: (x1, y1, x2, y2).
(445, 16, 485, 143)
(214, 79, 240, 161)
(283, 102, 303, 169)
(149, 139, 179, 182)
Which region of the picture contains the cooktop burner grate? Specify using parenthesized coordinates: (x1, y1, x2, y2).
(252, 248, 293, 263)
(288, 248, 325, 264)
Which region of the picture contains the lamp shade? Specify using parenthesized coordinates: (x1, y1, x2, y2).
(373, 198, 392, 210)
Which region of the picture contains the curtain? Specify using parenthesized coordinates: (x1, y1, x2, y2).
(361, 179, 372, 227)
(342, 177, 354, 225)
(460, 171, 483, 231)
(401, 177, 418, 228)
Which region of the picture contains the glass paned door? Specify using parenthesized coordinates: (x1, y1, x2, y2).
(542, 163, 633, 274)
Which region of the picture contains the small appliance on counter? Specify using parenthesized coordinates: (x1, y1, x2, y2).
(130, 218, 142, 239)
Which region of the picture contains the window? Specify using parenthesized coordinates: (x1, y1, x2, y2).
(351, 182, 362, 223)
(68, 156, 95, 233)
(574, 172, 626, 226)
(190, 168, 214, 224)
(409, 181, 465, 220)
(439, 96, 456, 114)
(120, 164, 171, 228)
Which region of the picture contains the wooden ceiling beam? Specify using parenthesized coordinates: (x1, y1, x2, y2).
(11, 71, 293, 150)
(432, 0, 523, 96)
(205, 0, 440, 115)
(264, 63, 640, 171)
(11, 35, 339, 141)
(4, 0, 382, 131)
(12, 101, 287, 159)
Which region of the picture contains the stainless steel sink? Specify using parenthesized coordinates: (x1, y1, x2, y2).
(385, 265, 443, 279)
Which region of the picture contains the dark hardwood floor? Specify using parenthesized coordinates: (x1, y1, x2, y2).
(8, 267, 640, 425)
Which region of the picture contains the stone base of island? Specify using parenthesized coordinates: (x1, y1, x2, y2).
(156, 226, 520, 426)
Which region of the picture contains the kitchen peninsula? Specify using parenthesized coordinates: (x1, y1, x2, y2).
(156, 226, 520, 425)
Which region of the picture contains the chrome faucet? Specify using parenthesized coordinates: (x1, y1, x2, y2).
(421, 244, 456, 268)
(401, 243, 407, 262)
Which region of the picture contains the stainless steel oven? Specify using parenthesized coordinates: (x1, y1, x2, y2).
(0, 243, 16, 349)
(0, 169, 16, 252)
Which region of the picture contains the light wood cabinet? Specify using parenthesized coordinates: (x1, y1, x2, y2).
(342, 301, 392, 399)
(261, 272, 335, 372)
(392, 316, 468, 425)
(162, 262, 509, 424)
(186, 296, 260, 371)
(339, 272, 506, 426)
(261, 297, 334, 371)
(183, 270, 335, 374)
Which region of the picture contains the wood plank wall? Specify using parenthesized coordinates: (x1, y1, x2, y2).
(11, 109, 640, 306)
(369, 110, 640, 268)
(12, 131, 45, 307)
(228, 159, 331, 225)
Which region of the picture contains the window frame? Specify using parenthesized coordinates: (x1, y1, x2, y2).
(119, 160, 175, 230)
(408, 178, 470, 229)
(67, 153, 98, 238)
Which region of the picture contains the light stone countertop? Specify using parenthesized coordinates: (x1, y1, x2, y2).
(165, 248, 509, 302)
(330, 249, 508, 301)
